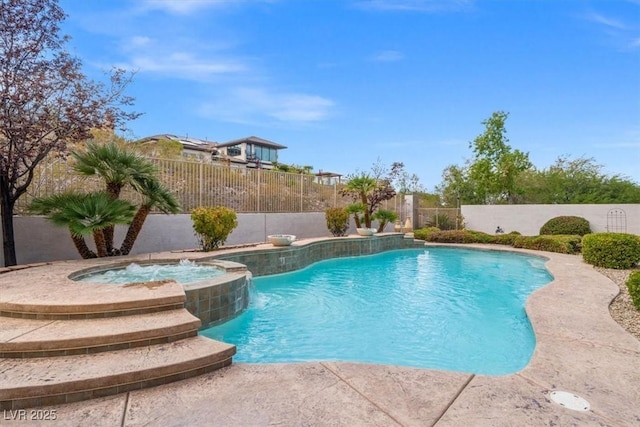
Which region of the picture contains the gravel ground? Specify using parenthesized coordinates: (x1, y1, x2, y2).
(594, 266, 640, 341)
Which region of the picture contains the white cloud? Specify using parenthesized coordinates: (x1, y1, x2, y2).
(138, 0, 277, 15)
(370, 50, 405, 62)
(199, 87, 334, 124)
(128, 36, 153, 49)
(582, 8, 640, 50)
(353, 0, 474, 13)
(584, 12, 627, 30)
(140, 0, 232, 14)
(121, 52, 246, 80)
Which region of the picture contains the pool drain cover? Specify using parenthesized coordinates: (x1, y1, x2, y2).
(549, 391, 590, 411)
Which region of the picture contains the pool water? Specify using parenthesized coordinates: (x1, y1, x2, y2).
(200, 248, 552, 374)
(77, 259, 224, 285)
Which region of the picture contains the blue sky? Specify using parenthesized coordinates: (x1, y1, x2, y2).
(59, 0, 639, 190)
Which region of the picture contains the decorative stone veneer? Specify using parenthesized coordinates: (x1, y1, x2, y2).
(183, 272, 250, 328)
(69, 259, 251, 329)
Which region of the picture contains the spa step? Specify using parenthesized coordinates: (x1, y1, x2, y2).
(0, 280, 187, 319)
(0, 309, 201, 358)
(0, 335, 236, 410)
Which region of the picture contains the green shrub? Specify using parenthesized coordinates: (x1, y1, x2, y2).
(191, 206, 238, 251)
(582, 233, 640, 269)
(627, 271, 640, 310)
(425, 213, 456, 230)
(492, 232, 521, 246)
(540, 216, 591, 236)
(426, 229, 494, 244)
(325, 207, 350, 237)
(513, 235, 582, 254)
(414, 227, 440, 241)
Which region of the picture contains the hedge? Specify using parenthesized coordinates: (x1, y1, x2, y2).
(582, 233, 640, 269)
(540, 216, 591, 236)
(513, 235, 582, 254)
(421, 229, 494, 244)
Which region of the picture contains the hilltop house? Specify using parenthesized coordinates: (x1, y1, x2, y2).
(135, 134, 287, 170)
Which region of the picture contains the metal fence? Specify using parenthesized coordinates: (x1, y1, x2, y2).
(15, 158, 459, 227)
(15, 157, 349, 215)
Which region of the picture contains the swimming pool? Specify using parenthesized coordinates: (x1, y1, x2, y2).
(201, 247, 552, 375)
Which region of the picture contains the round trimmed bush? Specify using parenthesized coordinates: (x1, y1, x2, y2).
(540, 216, 591, 236)
(325, 207, 350, 237)
(191, 206, 238, 251)
(582, 233, 640, 269)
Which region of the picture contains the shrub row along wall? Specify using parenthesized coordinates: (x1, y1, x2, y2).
(462, 204, 640, 236)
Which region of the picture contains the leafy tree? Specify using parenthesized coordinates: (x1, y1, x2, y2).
(0, 0, 138, 265)
(436, 163, 480, 206)
(468, 111, 532, 204)
(518, 156, 640, 204)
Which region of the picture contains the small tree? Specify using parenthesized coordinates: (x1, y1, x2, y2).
(340, 171, 396, 228)
(468, 111, 532, 204)
(191, 207, 238, 251)
(0, 0, 139, 265)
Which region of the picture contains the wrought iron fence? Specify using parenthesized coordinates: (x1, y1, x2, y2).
(14, 158, 459, 228)
(14, 157, 349, 215)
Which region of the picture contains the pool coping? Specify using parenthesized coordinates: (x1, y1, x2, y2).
(1, 240, 639, 425)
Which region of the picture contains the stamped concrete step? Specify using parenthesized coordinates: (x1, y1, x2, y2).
(0, 335, 235, 410)
(0, 272, 187, 319)
(0, 309, 202, 358)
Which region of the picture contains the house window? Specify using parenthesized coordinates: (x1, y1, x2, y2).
(227, 145, 241, 157)
(253, 146, 277, 162)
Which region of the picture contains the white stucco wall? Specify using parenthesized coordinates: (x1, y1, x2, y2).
(7, 212, 361, 266)
(461, 204, 640, 236)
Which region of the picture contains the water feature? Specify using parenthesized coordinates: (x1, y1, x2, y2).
(201, 247, 553, 375)
(75, 259, 225, 285)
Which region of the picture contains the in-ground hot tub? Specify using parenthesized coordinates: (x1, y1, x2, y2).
(69, 259, 251, 328)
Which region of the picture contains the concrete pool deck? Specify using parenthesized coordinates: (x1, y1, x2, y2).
(1, 242, 639, 426)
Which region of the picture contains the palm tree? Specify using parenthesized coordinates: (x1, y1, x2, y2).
(346, 203, 366, 229)
(341, 175, 377, 228)
(29, 192, 136, 259)
(119, 177, 180, 255)
(372, 209, 398, 233)
(72, 141, 158, 253)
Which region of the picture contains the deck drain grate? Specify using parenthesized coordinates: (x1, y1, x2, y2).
(549, 391, 590, 411)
